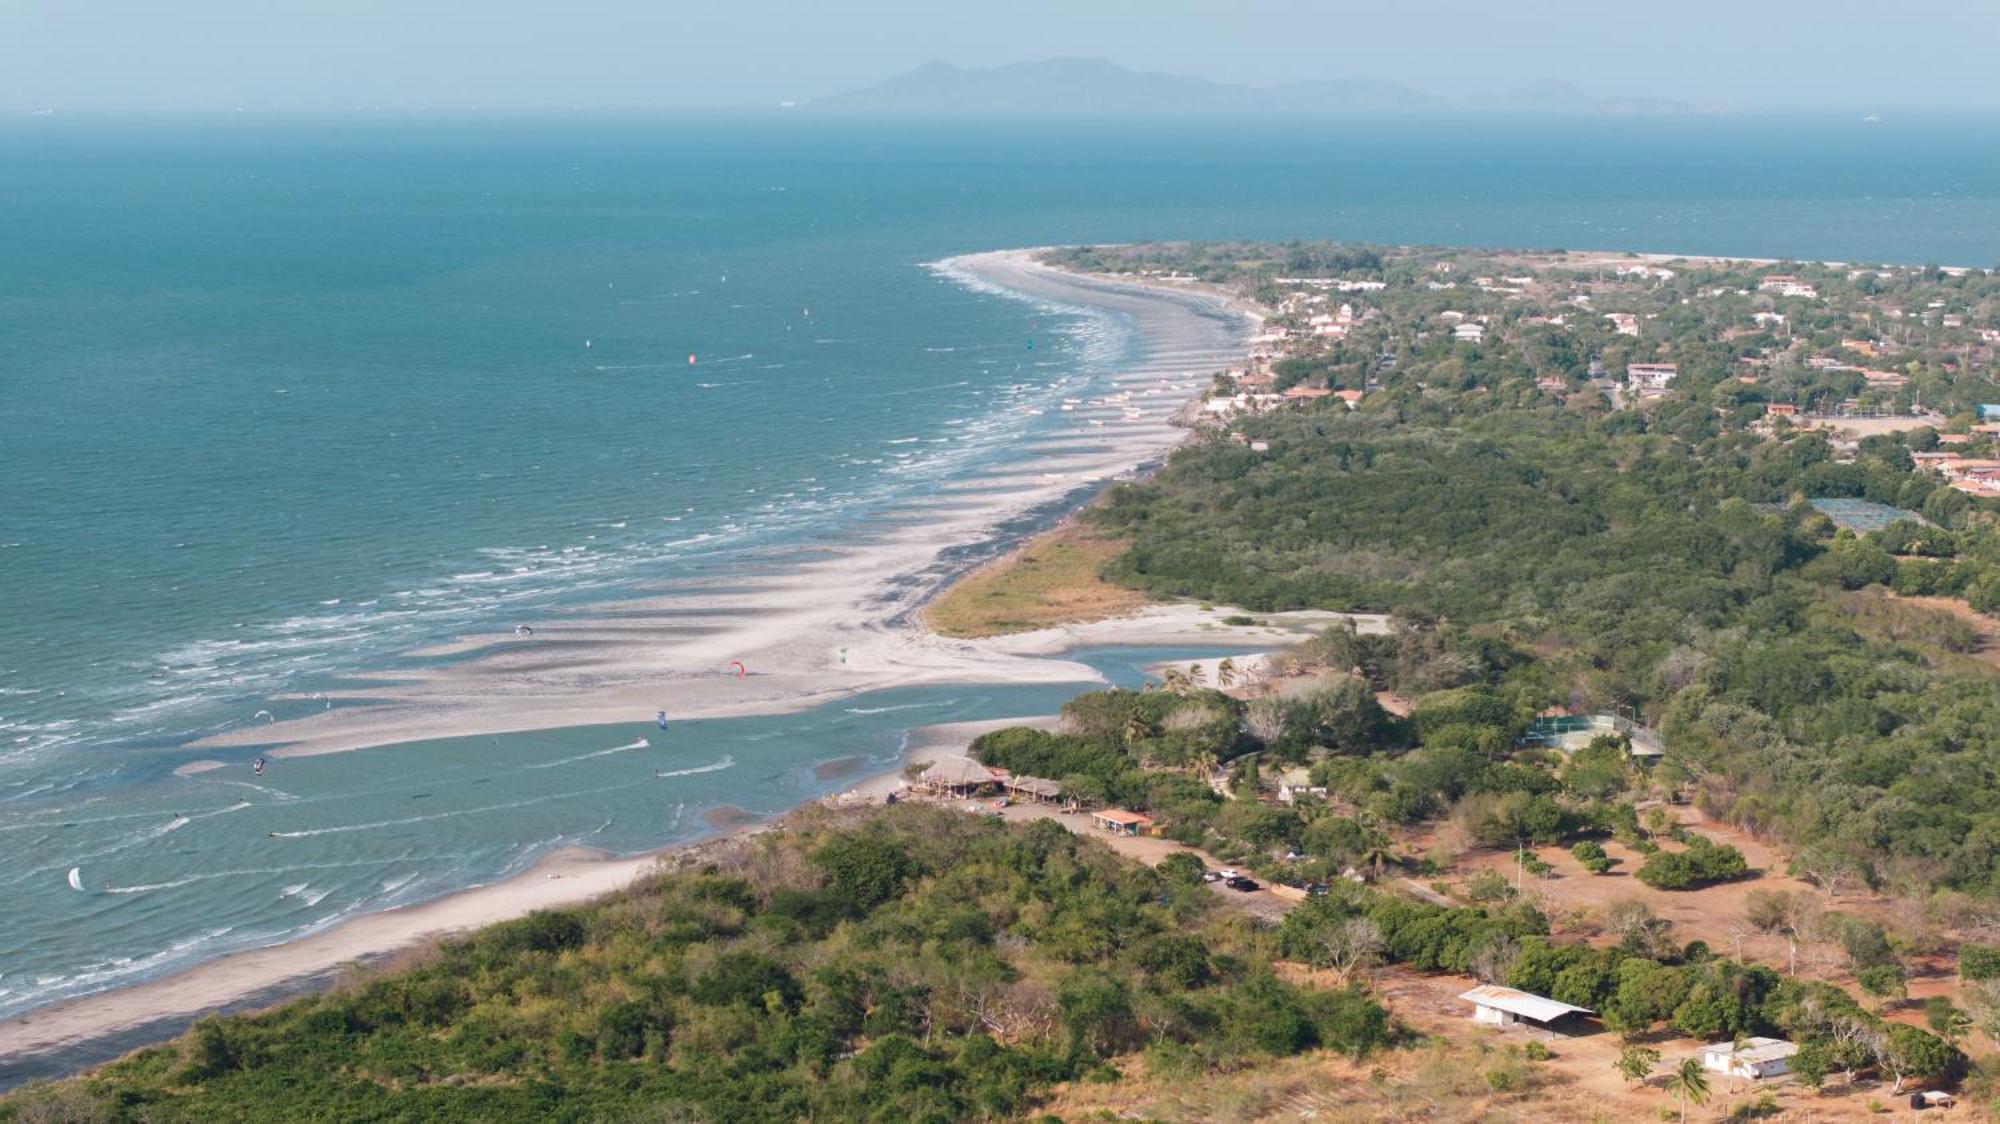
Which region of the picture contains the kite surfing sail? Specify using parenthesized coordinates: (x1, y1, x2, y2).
(728, 660, 746, 679)
(656, 710, 670, 730)
(67, 867, 84, 892)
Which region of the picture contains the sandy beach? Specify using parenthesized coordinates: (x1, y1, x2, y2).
(0, 600, 1374, 1079)
(0, 248, 1372, 1081)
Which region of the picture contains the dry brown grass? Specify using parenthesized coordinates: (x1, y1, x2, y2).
(1037, 1034, 1636, 1123)
(923, 521, 1151, 638)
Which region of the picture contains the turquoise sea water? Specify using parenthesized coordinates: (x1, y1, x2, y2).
(2, 113, 1998, 1035)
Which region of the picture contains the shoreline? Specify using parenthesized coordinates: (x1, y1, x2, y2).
(0, 248, 1298, 1083)
(0, 611, 1353, 1082)
(189, 248, 1260, 762)
(0, 832, 763, 1087)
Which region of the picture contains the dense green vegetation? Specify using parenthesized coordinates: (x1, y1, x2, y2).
(1057, 240, 2000, 901)
(3, 806, 1392, 1123)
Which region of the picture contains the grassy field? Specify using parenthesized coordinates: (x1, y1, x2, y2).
(924, 521, 1152, 637)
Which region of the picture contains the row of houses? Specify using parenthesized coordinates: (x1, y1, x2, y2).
(1913, 450, 2000, 497)
(1204, 385, 1365, 419)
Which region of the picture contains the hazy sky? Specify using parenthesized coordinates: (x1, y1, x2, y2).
(5, 0, 1998, 113)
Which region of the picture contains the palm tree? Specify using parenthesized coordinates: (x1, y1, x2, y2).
(1188, 748, 1219, 785)
(1185, 663, 1207, 689)
(1660, 1057, 1710, 1124)
(1162, 667, 1189, 696)
(1216, 657, 1237, 689)
(1123, 709, 1154, 752)
(1357, 839, 1397, 882)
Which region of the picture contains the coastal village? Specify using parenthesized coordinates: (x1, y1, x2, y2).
(891, 242, 2000, 1120)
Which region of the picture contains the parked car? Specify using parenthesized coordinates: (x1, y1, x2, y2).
(1214, 869, 1240, 880)
(1200, 870, 1223, 883)
(1224, 875, 1260, 892)
(1302, 882, 1331, 896)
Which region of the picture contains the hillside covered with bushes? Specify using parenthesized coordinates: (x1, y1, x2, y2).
(1, 805, 1390, 1123)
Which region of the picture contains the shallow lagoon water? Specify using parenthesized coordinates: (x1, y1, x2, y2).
(0, 644, 1257, 1022)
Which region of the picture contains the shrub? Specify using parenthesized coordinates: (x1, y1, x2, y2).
(1058, 971, 1136, 1055)
(813, 833, 915, 911)
(596, 1000, 668, 1060)
(1136, 933, 1213, 989)
(1465, 869, 1514, 902)
(486, 909, 587, 954)
(1857, 963, 1907, 1003)
(1634, 838, 1746, 890)
(176, 1017, 240, 1083)
(1634, 849, 1699, 890)
(1156, 852, 1207, 887)
(1571, 840, 1612, 874)
(1960, 943, 2000, 981)
(1837, 916, 1895, 969)
(1743, 889, 1792, 932)
(690, 952, 802, 1011)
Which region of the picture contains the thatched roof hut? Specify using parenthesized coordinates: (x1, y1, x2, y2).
(917, 756, 1000, 795)
(1005, 775, 1063, 802)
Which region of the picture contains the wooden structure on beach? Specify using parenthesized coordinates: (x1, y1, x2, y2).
(917, 756, 1003, 798)
(1004, 775, 1063, 804)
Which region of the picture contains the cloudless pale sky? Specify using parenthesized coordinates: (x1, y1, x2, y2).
(4, 0, 1997, 113)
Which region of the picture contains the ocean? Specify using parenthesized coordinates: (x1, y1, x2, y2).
(2, 112, 1997, 1035)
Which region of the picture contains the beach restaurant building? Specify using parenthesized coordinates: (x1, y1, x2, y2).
(916, 756, 1003, 798)
(1004, 775, 1064, 804)
(1091, 809, 1153, 837)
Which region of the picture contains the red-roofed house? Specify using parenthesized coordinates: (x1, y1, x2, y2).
(1090, 809, 1154, 837)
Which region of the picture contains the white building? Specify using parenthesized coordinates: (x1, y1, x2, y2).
(1460, 986, 1594, 1030)
(1759, 275, 1820, 299)
(1626, 362, 1679, 394)
(1699, 1038, 1797, 1081)
(1453, 322, 1486, 343)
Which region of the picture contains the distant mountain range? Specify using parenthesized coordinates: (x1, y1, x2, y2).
(811, 59, 1702, 116)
